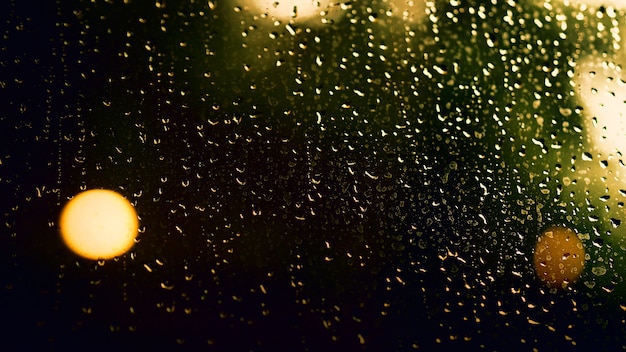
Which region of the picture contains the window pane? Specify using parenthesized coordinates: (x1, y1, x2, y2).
(3, 0, 626, 350)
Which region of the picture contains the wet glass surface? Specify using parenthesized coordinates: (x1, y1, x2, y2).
(3, 0, 626, 349)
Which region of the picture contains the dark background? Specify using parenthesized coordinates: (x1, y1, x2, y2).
(2, 0, 626, 350)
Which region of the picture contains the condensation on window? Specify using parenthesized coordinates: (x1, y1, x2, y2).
(2, 0, 626, 350)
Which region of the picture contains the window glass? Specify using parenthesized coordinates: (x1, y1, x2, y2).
(3, 0, 626, 349)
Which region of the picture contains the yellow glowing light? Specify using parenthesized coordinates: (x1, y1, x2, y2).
(247, 0, 344, 24)
(533, 226, 586, 289)
(59, 189, 138, 260)
(562, 26, 626, 246)
(576, 56, 626, 157)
